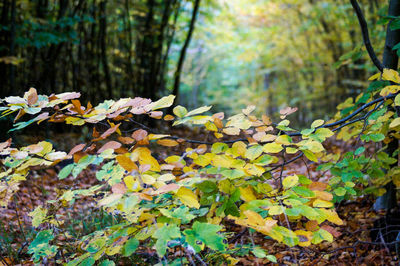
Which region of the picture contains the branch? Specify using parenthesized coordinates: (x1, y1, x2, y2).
(350, 0, 384, 72)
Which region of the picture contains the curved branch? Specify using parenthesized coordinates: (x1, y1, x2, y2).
(350, 0, 384, 72)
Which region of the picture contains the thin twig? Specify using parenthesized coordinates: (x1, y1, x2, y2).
(350, 0, 384, 72)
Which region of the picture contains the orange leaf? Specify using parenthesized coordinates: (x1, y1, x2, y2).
(309, 182, 328, 191)
(157, 139, 179, 147)
(116, 155, 138, 172)
(71, 99, 84, 115)
(164, 114, 175, 121)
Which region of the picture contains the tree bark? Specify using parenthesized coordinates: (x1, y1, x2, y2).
(171, 0, 201, 102)
(374, 0, 400, 211)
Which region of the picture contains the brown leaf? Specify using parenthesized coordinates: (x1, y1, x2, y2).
(118, 136, 135, 144)
(153, 183, 180, 195)
(97, 141, 122, 153)
(132, 129, 148, 141)
(68, 143, 86, 156)
(94, 123, 121, 141)
(112, 183, 127, 194)
(321, 225, 342, 237)
(0, 138, 12, 152)
(305, 220, 319, 231)
(25, 87, 38, 105)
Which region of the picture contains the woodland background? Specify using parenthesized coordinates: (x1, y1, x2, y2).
(0, 0, 388, 125)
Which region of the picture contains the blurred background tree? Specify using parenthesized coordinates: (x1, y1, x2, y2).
(0, 0, 390, 125)
(0, 0, 202, 103)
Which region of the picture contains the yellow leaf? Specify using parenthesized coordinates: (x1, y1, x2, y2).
(157, 174, 176, 182)
(124, 175, 141, 191)
(390, 117, 400, 128)
(212, 155, 234, 168)
(239, 186, 257, 202)
(230, 141, 247, 157)
(223, 127, 240, 135)
(268, 205, 285, 215)
(205, 121, 218, 132)
(311, 119, 324, 128)
(282, 175, 299, 189)
(214, 132, 223, 138)
(320, 209, 343, 225)
(244, 163, 265, 176)
(380, 85, 400, 96)
(382, 68, 400, 83)
(175, 187, 200, 209)
(368, 72, 381, 81)
(295, 230, 313, 247)
(186, 105, 212, 117)
(263, 143, 283, 153)
(149, 95, 175, 110)
(173, 105, 187, 118)
(260, 134, 276, 142)
(275, 135, 291, 145)
(142, 174, 156, 185)
(313, 199, 333, 208)
(148, 134, 170, 140)
(135, 147, 160, 171)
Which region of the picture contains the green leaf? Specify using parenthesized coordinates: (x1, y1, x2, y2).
(334, 187, 346, 196)
(251, 246, 267, 258)
(354, 147, 365, 156)
(245, 145, 263, 160)
(58, 163, 75, 179)
(221, 169, 245, 179)
(197, 180, 218, 193)
(266, 255, 278, 263)
(154, 224, 181, 256)
(311, 119, 324, 128)
(173, 105, 188, 118)
(80, 257, 96, 266)
(395, 94, 400, 106)
(292, 186, 315, 198)
(29, 206, 47, 227)
(99, 260, 115, 266)
(123, 238, 139, 256)
(211, 142, 229, 153)
(183, 222, 227, 253)
(312, 229, 333, 244)
(28, 230, 57, 263)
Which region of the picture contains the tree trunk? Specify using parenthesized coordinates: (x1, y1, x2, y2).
(374, 0, 400, 211)
(171, 0, 201, 104)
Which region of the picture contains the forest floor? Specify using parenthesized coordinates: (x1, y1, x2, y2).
(1, 130, 399, 265)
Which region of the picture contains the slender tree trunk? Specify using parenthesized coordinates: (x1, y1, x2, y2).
(99, 0, 112, 99)
(171, 0, 201, 102)
(374, 0, 400, 211)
